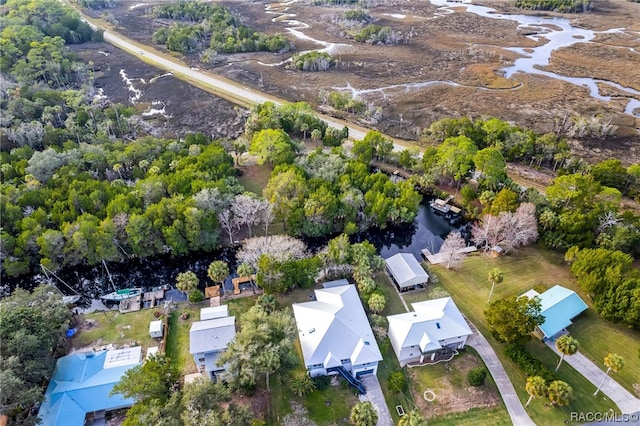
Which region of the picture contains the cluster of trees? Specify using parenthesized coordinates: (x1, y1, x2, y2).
(112, 355, 253, 425)
(149, 1, 291, 55)
(290, 51, 334, 71)
(472, 202, 539, 254)
(513, 0, 592, 12)
(343, 9, 372, 23)
(0, 286, 72, 424)
(1, 134, 241, 276)
(263, 146, 421, 236)
(245, 102, 329, 143)
(218, 301, 297, 391)
(352, 24, 399, 44)
(237, 235, 320, 293)
(565, 247, 640, 329)
(320, 90, 368, 115)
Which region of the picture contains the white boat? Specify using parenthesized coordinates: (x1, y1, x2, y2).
(63, 295, 81, 304)
(100, 287, 143, 302)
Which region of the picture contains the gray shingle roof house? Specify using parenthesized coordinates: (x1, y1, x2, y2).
(385, 253, 429, 291)
(387, 297, 472, 366)
(293, 284, 382, 379)
(189, 309, 236, 379)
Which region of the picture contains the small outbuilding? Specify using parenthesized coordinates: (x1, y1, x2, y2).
(200, 305, 229, 321)
(149, 320, 163, 338)
(385, 253, 429, 292)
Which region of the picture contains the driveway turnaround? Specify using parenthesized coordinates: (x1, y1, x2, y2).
(467, 328, 537, 426)
(545, 341, 640, 414)
(359, 375, 393, 426)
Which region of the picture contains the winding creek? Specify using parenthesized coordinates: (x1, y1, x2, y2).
(1, 202, 461, 310)
(263, 0, 640, 117)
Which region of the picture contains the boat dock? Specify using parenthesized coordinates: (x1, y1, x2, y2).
(422, 246, 478, 264)
(119, 286, 169, 314)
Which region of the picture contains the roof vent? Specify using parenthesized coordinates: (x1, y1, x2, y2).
(436, 322, 441, 329)
(309, 328, 315, 334)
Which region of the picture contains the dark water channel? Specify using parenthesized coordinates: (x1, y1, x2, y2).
(2, 200, 464, 308)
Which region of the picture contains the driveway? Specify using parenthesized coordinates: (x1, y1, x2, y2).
(466, 327, 537, 426)
(545, 341, 640, 414)
(359, 374, 394, 426)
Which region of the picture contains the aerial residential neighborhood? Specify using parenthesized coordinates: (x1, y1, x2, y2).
(1, 0, 640, 424)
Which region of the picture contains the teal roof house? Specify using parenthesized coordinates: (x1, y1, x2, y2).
(37, 347, 142, 425)
(523, 285, 588, 340)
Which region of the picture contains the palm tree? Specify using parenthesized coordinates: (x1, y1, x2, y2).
(525, 376, 547, 407)
(487, 268, 503, 302)
(176, 271, 198, 296)
(555, 335, 579, 371)
(398, 410, 428, 426)
(547, 380, 573, 406)
(350, 401, 378, 426)
(237, 262, 256, 292)
(207, 260, 229, 296)
(290, 373, 316, 397)
(594, 353, 625, 396)
(367, 293, 386, 314)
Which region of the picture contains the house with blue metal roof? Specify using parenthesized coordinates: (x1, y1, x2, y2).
(523, 285, 588, 340)
(37, 347, 142, 425)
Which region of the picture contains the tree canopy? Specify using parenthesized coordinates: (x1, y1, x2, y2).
(485, 295, 544, 345)
(0, 285, 72, 424)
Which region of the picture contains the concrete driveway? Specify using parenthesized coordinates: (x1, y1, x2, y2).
(359, 374, 394, 426)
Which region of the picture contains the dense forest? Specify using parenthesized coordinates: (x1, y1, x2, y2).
(513, 0, 592, 12)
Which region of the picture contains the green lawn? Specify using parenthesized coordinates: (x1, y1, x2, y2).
(429, 245, 636, 424)
(165, 305, 200, 374)
(72, 308, 163, 352)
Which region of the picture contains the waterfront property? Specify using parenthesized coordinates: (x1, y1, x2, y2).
(189, 307, 236, 380)
(387, 297, 473, 366)
(521, 285, 588, 340)
(292, 284, 382, 384)
(385, 253, 429, 292)
(37, 347, 142, 425)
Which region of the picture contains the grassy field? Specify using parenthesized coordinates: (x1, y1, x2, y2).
(237, 163, 273, 196)
(72, 308, 163, 352)
(428, 245, 637, 424)
(165, 304, 201, 374)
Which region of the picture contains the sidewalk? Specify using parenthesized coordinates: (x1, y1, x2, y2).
(467, 329, 537, 426)
(545, 341, 640, 414)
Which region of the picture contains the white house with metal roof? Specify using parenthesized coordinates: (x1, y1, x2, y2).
(189, 309, 235, 379)
(385, 253, 429, 291)
(293, 284, 382, 379)
(387, 297, 473, 366)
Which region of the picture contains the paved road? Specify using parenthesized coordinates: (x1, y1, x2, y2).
(545, 341, 640, 414)
(466, 326, 537, 426)
(359, 375, 394, 426)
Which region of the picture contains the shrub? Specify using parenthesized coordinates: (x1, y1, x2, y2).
(388, 371, 407, 393)
(468, 367, 487, 386)
(188, 289, 205, 303)
(504, 344, 557, 383)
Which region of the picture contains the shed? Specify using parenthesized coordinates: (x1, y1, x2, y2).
(385, 253, 429, 291)
(149, 320, 163, 338)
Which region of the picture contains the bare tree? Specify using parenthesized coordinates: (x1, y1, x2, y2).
(232, 194, 268, 238)
(262, 202, 274, 237)
(439, 231, 466, 269)
(237, 235, 308, 268)
(472, 203, 538, 254)
(218, 208, 239, 245)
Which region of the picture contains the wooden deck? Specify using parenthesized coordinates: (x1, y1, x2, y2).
(422, 246, 478, 265)
(231, 275, 256, 295)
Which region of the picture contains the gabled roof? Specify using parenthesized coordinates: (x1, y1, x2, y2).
(385, 253, 429, 288)
(37, 347, 142, 426)
(293, 285, 382, 369)
(189, 316, 236, 354)
(388, 297, 472, 352)
(200, 305, 229, 321)
(535, 285, 588, 338)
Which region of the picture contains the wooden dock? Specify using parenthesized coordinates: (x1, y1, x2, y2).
(231, 275, 256, 295)
(422, 246, 478, 264)
(119, 286, 168, 313)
